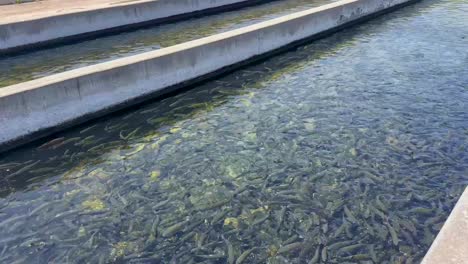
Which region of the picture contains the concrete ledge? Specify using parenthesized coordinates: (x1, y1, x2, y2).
(0, 0, 416, 152)
(422, 187, 468, 264)
(0, 0, 275, 54)
(0, 0, 34, 6)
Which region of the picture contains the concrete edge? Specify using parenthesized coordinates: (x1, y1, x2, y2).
(0, 0, 34, 5)
(0, 1, 336, 96)
(0, 0, 419, 153)
(422, 186, 468, 264)
(0, 0, 279, 55)
(1, 0, 154, 19)
(0, 0, 405, 97)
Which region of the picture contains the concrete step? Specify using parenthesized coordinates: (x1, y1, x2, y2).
(0, 0, 274, 54)
(0, 0, 417, 152)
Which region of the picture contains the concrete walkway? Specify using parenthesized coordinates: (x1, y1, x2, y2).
(0, 0, 260, 53)
(0, 0, 149, 24)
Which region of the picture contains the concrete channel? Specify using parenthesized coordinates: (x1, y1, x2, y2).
(0, 0, 280, 54)
(0, 0, 417, 153)
(0, 0, 466, 261)
(0, 0, 336, 87)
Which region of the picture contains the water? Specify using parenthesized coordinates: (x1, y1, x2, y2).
(0, 0, 335, 88)
(0, 0, 467, 263)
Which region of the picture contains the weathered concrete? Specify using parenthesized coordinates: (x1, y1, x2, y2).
(0, 0, 272, 53)
(422, 187, 468, 264)
(0, 0, 416, 152)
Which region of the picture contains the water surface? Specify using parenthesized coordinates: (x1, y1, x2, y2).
(0, 0, 467, 263)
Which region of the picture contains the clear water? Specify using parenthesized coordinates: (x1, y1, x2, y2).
(0, 0, 335, 88)
(0, 0, 467, 263)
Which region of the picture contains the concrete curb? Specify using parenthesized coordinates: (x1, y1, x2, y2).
(0, 0, 416, 152)
(0, 0, 275, 54)
(422, 186, 468, 264)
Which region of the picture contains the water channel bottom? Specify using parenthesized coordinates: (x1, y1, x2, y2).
(0, 0, 467, 263)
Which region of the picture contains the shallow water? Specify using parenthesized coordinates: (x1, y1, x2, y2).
(0, 0, 467, 263)
(0, 0, 335, 88)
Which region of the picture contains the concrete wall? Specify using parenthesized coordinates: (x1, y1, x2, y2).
(0, 0, 264, 53)
(0, 0, 34, 5)
(0, 0, 415, 151)
(422, 186, 468, 264)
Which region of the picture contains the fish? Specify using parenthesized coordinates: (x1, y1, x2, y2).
(334, 220, 348, 238)
(386, 222, 399, 246)
(80, 125, 97, 134)
(6, 160, 40, 179)
(211, 210, 228, 225)
(321, 246, 328, 262)
(283, 235, 299, 245)
(408, 207, 433, 215)
(344, 206, 358, 224)
(38, 137, 66, 150)
(370, 205, 387, 220)
(252, 212, 270, 226)
(152, 199, 170, 211)
(162, 220, 189, 237)
(345, 254, 372, 261)
(328, 240, 354, 252)
(196, 253, 225, 259)
(369, 244, 378, 262)
(0, 162, 21, 170)
(308, 247, 320, 264)
(336, 243, 367, 256)
(195, 232, 207, 249)
(278, 242, 303, 255)
(147, 216, 160, 242)
(376, 195, 388, 212)
(222, 236, 235, 264)
(180, 231, 196, 243)
(197, 199, 230, 211)
(75, 135, 98, 146)
(120, 128, 140, 140)
(235, 248, 255, 264)
(125, 144, 146, 156)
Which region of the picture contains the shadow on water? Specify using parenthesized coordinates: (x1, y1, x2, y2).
(0, 0, 450, 197)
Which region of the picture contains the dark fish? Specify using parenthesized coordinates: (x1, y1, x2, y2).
(38, 137, 66, 150)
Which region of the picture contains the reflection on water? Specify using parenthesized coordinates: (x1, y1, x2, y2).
(0, 0, 335, 88)
(0, 0, 467, 263)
